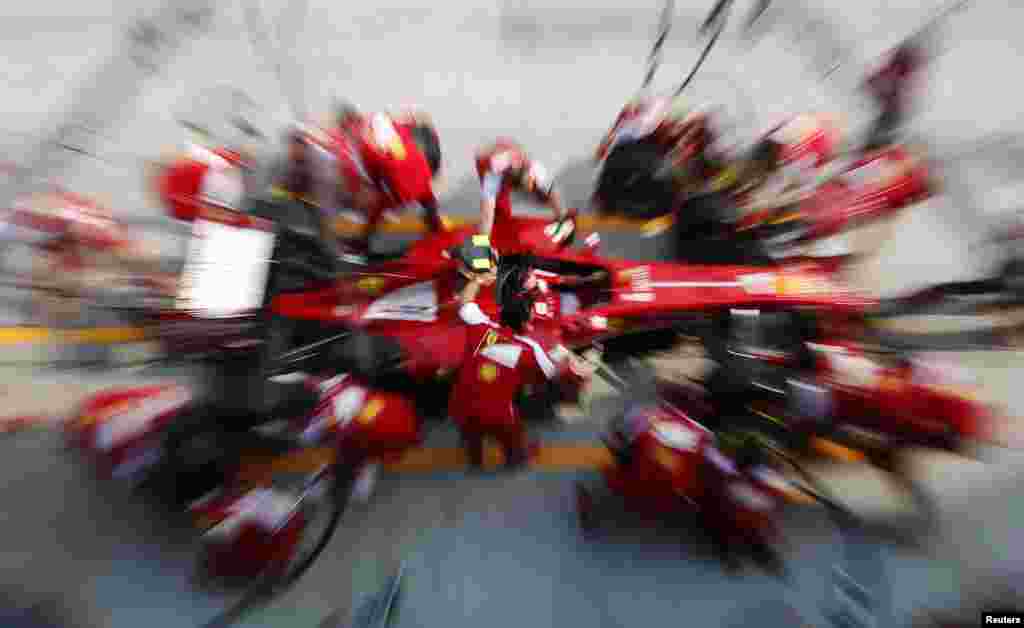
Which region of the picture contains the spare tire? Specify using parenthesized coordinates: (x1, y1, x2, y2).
(594, 139, 676, 219)
(409, 124, 442, 177)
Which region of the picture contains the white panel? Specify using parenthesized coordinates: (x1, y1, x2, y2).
(176, 219, 276, 318)
(363, 281, 438, 322)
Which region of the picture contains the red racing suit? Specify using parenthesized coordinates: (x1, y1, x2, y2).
(447, 301, 583, 464)
(158, 145, 248, 222)
(331, 112, 440, 235)
(474, 140, 554, 255)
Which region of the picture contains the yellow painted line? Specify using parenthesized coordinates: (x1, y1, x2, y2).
(230, 442, 816, 507)
(331, 213, 674, 237)
(233, 442, 614, 484)
(0, 327, 52, 344)
(0, 326, 150, 346)
(810, 437, 867, 463)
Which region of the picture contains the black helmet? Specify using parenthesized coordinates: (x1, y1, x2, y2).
(452, 234, 497, 276)
(336, 101, 359, 122)
(496, 265, 537, 332)
(750, 137, 784, 172)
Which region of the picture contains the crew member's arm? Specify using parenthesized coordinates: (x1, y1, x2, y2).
(458, 267, 498, 306)
(525, 162, 563, 223)
(479, 171, 502, 235)
(545, 188, 566, 223)
(518, 338, 597, 404)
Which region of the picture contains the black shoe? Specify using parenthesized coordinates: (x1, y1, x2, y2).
(720, 550, 743, 575)
(462, 440, 484, 469)
(751, 541, 789, 581)
(708, 531, 743, 574)
(503, 443, 538, 470)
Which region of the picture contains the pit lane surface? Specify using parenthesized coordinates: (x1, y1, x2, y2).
(2, 352, 1022, 628)
(3, 0, 1024, 625)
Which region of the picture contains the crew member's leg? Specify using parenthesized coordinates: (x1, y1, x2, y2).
(497, 420, 535, 469)
(698, 461, 742, 572)
(459, 427, 485, 468)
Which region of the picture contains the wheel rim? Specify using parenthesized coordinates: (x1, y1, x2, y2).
(197, 464, 354, 601)
(274, 464, 353, 589)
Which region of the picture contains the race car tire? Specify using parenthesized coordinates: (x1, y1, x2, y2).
(409, 123, 442, 177)
(143, 411, 232, 509)
(195, 464, 354, 600)
(594, 140, 676, 219)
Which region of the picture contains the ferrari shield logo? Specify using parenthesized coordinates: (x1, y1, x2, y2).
(357, 399, 384, 425)
(479, 363, 498, 382)
(357, 276, 386, 294)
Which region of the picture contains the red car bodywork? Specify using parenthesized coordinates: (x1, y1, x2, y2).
(156, 147, 248, 223)
(190, 488, 308, 582)
(62, 210, 878, 582)
(269, 217, 876, 376)
(66, 384, 193, 481)
(807, 343, 989, 448)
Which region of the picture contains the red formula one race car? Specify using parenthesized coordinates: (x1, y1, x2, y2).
(266, 203, 875, 374)
(61, 193, 883, 589)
